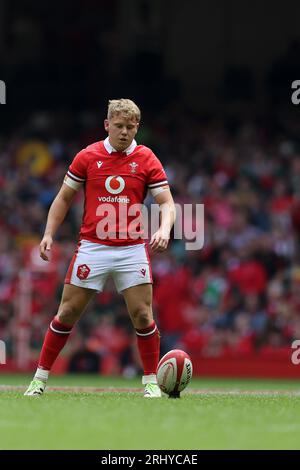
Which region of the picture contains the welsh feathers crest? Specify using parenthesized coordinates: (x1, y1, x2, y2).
(129, 162, 138, 173)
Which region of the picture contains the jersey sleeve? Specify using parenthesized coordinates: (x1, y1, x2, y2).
(147, 152, 168, 191)
(64, 149, 88, 191)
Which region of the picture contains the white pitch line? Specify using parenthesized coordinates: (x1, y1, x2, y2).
(1, 385, 300, 396)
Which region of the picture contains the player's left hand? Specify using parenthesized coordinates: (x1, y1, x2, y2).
(150, 229, 170, 252)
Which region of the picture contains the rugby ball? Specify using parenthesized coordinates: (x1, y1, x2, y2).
(156, 349, 193, 396)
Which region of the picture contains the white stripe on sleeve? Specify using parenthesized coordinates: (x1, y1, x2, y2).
(67, 170, 86, 182)
(148, 180, 168, 188)
(64, 175, 83, 191)
(150, 186, 169, 197)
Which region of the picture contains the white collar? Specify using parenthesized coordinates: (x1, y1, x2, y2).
(104, 137, 137, 155)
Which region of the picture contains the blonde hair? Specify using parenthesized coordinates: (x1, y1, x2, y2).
(107, 98, 141, 122)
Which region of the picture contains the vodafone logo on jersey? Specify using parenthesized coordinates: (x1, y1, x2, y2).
(105, 176, 125, 194)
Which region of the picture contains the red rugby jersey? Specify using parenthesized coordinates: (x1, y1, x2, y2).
(65, 139, 168, 246)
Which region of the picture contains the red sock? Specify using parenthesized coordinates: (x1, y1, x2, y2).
(38, 317, 73, 371)
(136, 321, 160, 375)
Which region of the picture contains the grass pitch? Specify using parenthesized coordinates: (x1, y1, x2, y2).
(0, 374, 300, 450)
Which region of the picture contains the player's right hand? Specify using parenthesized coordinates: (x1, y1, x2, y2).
(39, 235, 53, 261)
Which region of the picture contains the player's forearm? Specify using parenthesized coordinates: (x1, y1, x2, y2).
(159, 201, 176, 234)
(43, 196, 72, 237)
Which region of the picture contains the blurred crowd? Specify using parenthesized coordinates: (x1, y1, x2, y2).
(1, 106, 300, 374)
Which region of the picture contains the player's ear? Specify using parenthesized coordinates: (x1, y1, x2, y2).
(104, 119, 109, 132)
(135, 122, 140, 134)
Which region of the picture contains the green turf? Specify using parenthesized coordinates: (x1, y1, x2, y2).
(1, 374, 300, 450)
(2, 373, 300, 389)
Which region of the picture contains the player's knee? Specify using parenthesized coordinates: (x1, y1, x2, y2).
(131, 307, 152, 328)
(57, 304, 81, 325)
